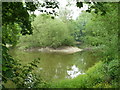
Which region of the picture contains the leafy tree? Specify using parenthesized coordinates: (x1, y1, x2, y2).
(2, 2, 35, 35)
(18, 14, 75, 49)
(82, 3, 119, 87)
(2, 23, 22, 47)
(76, 2, 107, 16)
(38, 0, 59, 16)
(74, 12, 92, 42)
(58, 6, 73, 22)
(2, 1, 60, 88)
(2, 2, 37, 88)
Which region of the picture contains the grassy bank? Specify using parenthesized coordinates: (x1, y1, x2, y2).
(46, 61, 118, 88)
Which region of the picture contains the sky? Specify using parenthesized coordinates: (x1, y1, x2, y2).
(34, 0, 88, 20)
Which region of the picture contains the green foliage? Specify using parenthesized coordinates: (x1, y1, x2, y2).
(48, 3, 119, 88)
(82, 3, 119, 87)
(2, 2, 40, 88)
(83, 3, 118, 48)
(49, 61, 111, 88)
(76, 2, 107, 15)
(2, 1, 119, 88)
(2, 1, 60, 88)
(2, 2, 35, 35)
(2, 45, 16, 83)
(18, 14, 75, 49)
(107, 59, 120, 80)
(49, 61, 119, 88)
(83, 3, 118, 61)
(76, 2, 83, 8)
(39, 0, 59, 16)
(11, 58, 41, 88)
(2, 23, 22, 47)
(74, 12, 92, 41)
(2, 56, 46, 88)
(85, 2, 107, 16)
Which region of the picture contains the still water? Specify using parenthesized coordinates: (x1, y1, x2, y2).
(9, 49, 98, 82)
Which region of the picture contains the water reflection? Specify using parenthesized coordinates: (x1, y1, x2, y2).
(9, 49, 98, 82)
(66, 65, 85, 79)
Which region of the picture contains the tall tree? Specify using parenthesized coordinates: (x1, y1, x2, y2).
(2, 1, 59, 88)
(83, 3, 119, 86)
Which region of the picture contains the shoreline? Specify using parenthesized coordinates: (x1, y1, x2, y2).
(24, 46, 83, 54)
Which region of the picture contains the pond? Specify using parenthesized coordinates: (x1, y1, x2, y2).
(9, 49, 98, 82)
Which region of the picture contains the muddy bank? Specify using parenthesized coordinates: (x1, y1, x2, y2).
(25, 46, 83, 54)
